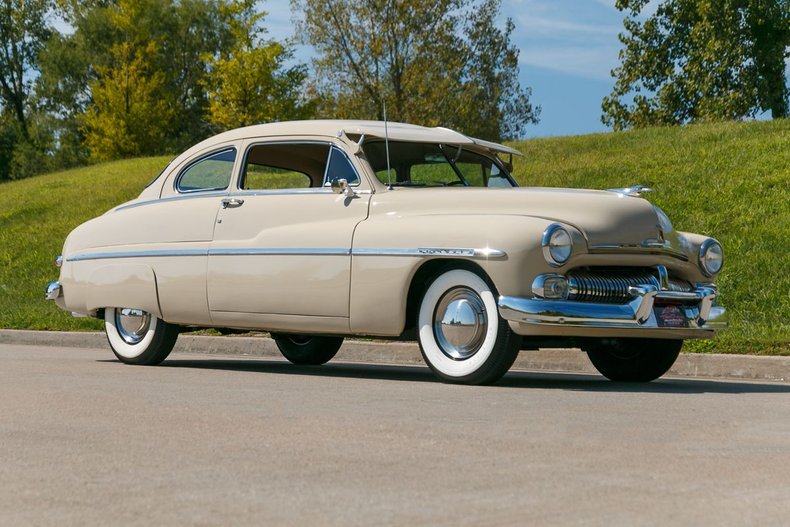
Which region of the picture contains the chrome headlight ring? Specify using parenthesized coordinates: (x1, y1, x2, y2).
(542, 223, 572, 267)
(698, 238, 724, 277)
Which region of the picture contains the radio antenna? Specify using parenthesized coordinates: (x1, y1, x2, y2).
(384, 101, 392, 190)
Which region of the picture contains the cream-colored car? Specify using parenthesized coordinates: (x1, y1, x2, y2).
(46, 120, 727, 384)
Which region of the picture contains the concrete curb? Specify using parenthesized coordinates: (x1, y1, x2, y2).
(1, 329, 788, 383)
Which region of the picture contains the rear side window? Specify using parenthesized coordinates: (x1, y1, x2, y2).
(177, 148, 236, 192)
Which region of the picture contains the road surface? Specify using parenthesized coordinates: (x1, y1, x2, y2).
(1, 344, 789, 526)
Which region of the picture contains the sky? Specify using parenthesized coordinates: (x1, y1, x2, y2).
(263, 0, 632, 138)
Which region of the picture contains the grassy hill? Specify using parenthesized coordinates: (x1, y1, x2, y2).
(1, 120, 787, 354)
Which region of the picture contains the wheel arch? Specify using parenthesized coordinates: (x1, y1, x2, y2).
(403, 258, 497, 336)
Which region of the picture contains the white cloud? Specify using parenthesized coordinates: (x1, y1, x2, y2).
(519, 45, 620, 81)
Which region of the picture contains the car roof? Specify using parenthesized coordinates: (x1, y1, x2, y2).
(190, 120, 522, 157)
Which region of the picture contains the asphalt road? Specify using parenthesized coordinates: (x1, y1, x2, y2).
(2, 344, 790, 526)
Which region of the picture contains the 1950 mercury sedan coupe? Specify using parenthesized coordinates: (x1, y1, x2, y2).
(45, 120, 727, 384)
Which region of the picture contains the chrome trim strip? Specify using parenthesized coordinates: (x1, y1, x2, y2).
(351, 247, 506, 259)
(116, 192, 228, 211)
(67, 249, 209, 262)
(210, 248, 350, 256)
(589, 243, 688, 261)
(67, 246, 507, 262)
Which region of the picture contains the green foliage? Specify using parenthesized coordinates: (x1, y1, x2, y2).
(511, 119, 790, 354)
(603, 0, 790, 130)
(0, 0, 57, 181)
(0, 0, 53, 137)
(202, 0, 313, 130)
(293, 0, 538, 140)
(82, 41, 174, 160)
(44, 0, 233, 153)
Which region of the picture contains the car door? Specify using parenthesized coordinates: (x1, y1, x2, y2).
(207, 139, 371, 326)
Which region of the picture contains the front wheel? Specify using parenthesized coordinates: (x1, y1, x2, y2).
(273, 334, 344, 365)
(584, 338, 682, 382)
(417, 269, 521, 385)
(104, 308, 179, 365)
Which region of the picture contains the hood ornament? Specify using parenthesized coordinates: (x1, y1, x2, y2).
(606, 185, 653, 197)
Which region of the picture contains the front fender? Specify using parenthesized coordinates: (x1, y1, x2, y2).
(349, 214, 570, 335)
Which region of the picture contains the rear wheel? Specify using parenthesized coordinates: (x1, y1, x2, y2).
(273, 334, 344, 365)
(584, 338, 682, 382)
(417, 268, 521, 385)
(104, 308, 179, 365)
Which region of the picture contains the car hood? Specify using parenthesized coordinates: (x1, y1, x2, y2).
(371, 187, 666, 247)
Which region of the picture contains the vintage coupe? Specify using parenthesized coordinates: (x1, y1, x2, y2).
(46, 120, 727, 384)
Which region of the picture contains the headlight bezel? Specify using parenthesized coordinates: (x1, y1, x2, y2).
(542, 223, 573, 267)
(698, 238, 724, 277)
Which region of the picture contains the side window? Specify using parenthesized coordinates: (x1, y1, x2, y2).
(244, 165, 311, 190)
(177, 148, 236, 192)
(324, 147, 360, 186)
(241, 142, 329, 190)
(487, 164, 511, 187)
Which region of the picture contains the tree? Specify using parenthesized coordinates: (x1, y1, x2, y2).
(603, 0, 789, 130)
(293, 0, 538, 140)
(81, 41, 174, 160)
(0, 0, 52, 139)
(202, 0, 313, 130)
(38, 0, 238, 159)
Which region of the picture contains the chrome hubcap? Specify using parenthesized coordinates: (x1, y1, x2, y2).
(433, 287, 488, 360)
(115, 309, 151, 345)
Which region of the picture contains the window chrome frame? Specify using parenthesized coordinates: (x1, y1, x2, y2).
(237, 140, 363, 192)
(174, 147, 237, 195)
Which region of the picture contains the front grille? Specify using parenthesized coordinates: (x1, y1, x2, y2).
(567, 268, 692, 304)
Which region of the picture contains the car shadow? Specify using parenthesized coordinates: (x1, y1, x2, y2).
(97, 357, 790, 394)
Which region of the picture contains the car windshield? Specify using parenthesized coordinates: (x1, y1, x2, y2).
(362, 141, 515, 188)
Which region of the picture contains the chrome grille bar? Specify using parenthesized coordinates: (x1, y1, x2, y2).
(568, 269, 692, 304)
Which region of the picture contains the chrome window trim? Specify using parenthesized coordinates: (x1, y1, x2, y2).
(175, 147, 237, 194)
(239, 139, 362, 191)
(229, 188, 336, 197)
(66, 246, 506, 262)
(322, 145, 362, 187)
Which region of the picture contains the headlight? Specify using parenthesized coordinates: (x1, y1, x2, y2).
(542, 224, 572, 266)
(699, 238, 724, 276)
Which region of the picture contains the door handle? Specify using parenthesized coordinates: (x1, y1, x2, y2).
(221, 198, 244, 209)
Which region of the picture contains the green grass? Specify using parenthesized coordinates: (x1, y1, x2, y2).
(509, 119, 789, 355)
(0, 119, 787, 354)
(0, 157, 171, 331)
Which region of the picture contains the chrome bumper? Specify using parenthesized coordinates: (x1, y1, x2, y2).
(45, 281, 62, 300)
(498, 285, 728, 332)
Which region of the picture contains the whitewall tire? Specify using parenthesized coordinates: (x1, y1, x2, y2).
(104, 308, 179, 365)
(417, 269, 521, 384)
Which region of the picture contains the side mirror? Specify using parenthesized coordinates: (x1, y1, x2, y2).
(331, 178, 348, 194)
